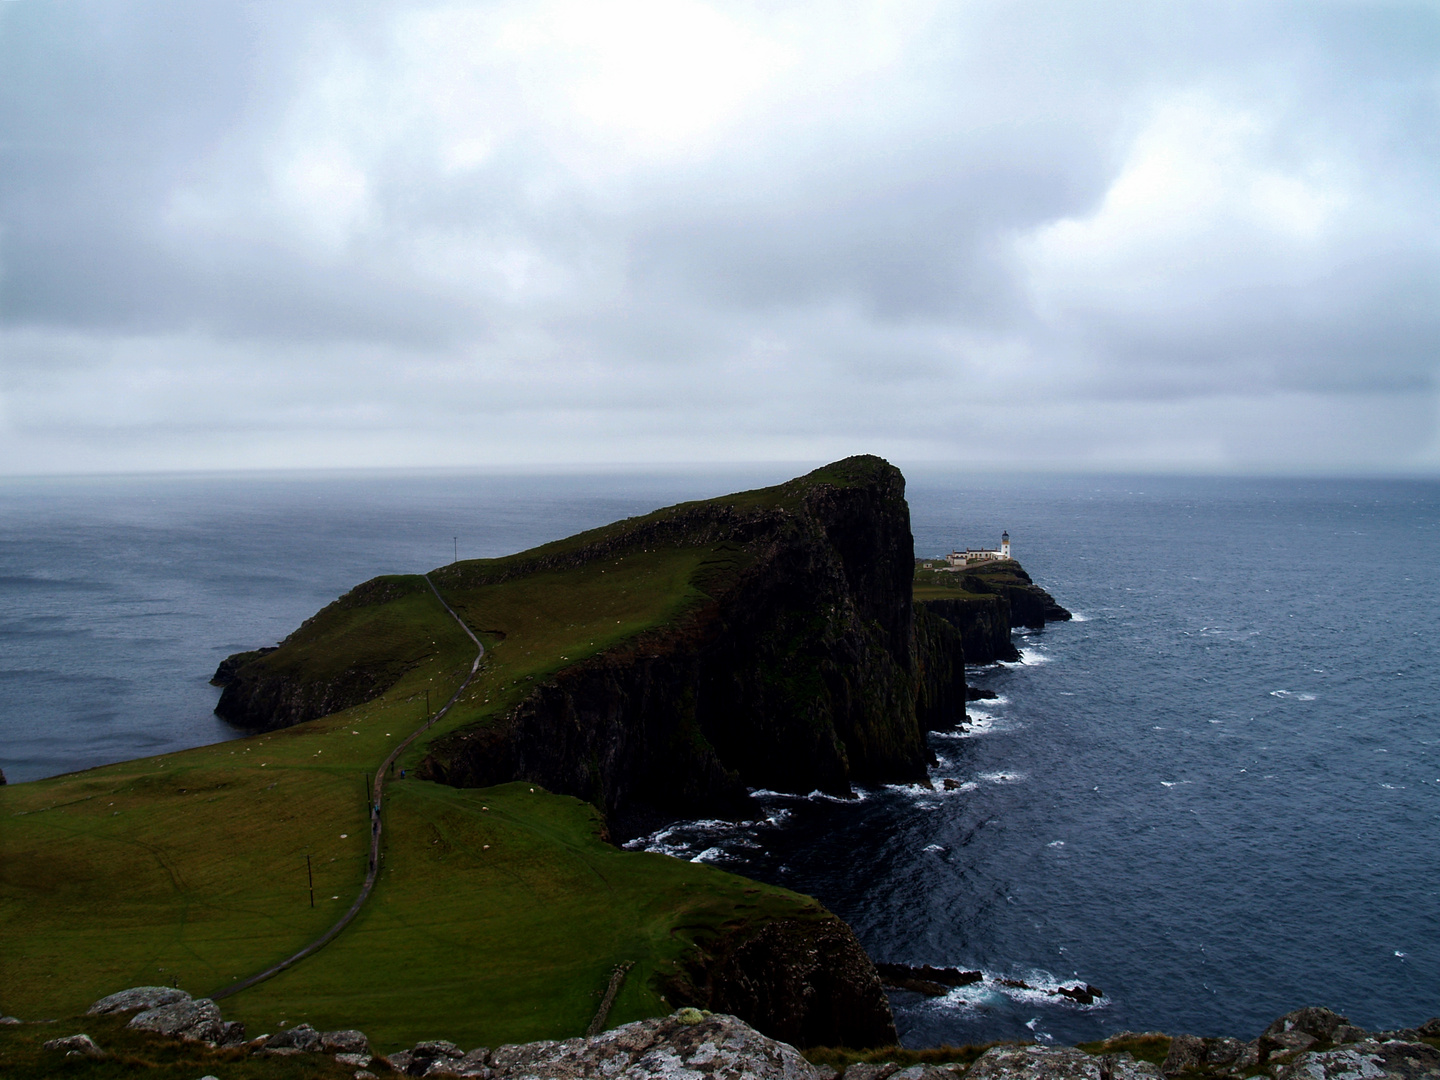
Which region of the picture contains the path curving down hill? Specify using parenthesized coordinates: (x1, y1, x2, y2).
(210, 573, 483, 1001)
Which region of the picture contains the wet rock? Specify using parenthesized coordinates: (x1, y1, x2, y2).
(323, 1029, 371, 1055)
(969, 1044, 1161, 1080)
(42, 1034, 105, 1057)
(265, 1023, 323, 1053)
(127, 997, 224, 1043)
(1265, 1009, 1351, 1043)
(88, 986, 192, 1015)
(1276, 1040, 1440, 1080)
(1053, 985, 1105, 1006)
(1163, 1034, 1206, 1075)
(875, 964, 982, 991)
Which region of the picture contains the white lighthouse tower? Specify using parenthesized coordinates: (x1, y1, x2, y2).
(1000, 531, 1010, 558)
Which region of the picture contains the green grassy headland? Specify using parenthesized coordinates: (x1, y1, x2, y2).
(911, 558, 1025, 602)
(0, 470, 861, 1052)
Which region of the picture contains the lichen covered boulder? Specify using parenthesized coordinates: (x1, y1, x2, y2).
(968, 1045, 1162, 1080)
(87, 986, 191, 1015)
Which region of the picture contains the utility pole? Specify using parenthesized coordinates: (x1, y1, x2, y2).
(306, 854, 314, 908)
(425, 688, 431, 717)
(453, 536, 458, 563)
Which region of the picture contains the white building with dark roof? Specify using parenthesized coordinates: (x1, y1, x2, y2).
(945, 531, 1010, 567)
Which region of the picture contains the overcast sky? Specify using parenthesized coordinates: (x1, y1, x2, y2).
(1, 1, 1437, 476)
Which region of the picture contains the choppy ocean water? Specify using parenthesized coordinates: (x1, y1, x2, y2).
(3, 469, 1437, 1042)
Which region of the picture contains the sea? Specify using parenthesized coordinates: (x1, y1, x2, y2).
(2, 468, 1437, 1044)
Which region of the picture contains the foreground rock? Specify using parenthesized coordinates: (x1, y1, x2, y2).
(77, 988, 1440, 1080)
(970, 1045, 1161, 1080)
(87, 985, 192, 1015)
(1156, 1007, 1440, 1080)
(386, 1009, 820, 1079)
(1279, 1042, 1440, 1080)
(42, 1033, 105, 1057)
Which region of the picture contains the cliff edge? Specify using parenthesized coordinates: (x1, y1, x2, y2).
(913, 559, 1071, 665)
(419, 456, 945, 837)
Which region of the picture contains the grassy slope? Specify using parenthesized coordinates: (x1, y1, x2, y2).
(0, 534, 823, 1052)
(911, 560, 1022, 603)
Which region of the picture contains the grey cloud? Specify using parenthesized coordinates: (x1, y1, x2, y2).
(1, 1, 1437, 473)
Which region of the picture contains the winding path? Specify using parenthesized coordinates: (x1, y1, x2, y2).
(211, 574, 483, 1001)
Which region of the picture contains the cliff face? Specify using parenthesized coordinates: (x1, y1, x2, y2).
(211, 576, 435, 732)
(913, 560, 1071, 666)
(911, 605, 970, 730)
(420, 457, 935, 837)
(916, 593, 1019, 665)
(663, 916, 898, 1050)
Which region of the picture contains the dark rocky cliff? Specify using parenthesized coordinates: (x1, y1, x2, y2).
(662, 916, 898, 1050)
(420, 457, 944, 838)
(917, 592, 1019, 665)
(914, 560, 1070, 666)
(211, 576, 436, 732)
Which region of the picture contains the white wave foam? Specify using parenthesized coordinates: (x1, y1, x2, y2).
(931, 713, 1001, 740)
(932, 967, 1109, 1014)
(923, 778, 979, 796)
(1017, 647, 1051, 664)
(978, 771, 1027, 785)
(923, 843, 945, 853)
(1069, 612, 1090, 622)
(747, 787, 869, 804)
(1047, 840, 1065, 848)
(885, 782, 936, 797)
(1269, 690, 1317, 701)
(1159, 781, 1191, 788)
(799, 788, 870, 803)
(690, 846, 727, 864)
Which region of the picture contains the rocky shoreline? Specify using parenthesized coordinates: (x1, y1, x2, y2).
(14, 987, 1438, 1080)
